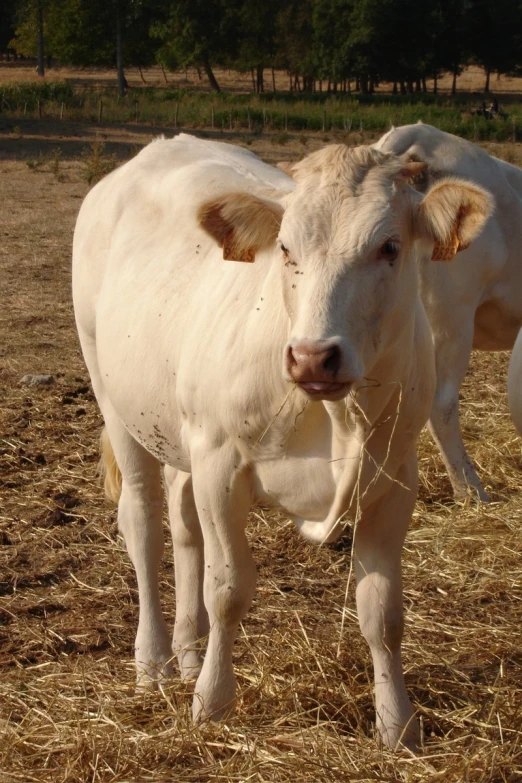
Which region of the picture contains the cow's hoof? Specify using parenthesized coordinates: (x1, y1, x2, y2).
(178, 649, 204, 681)
(377, 709, 421, 753)
(192, 666, 236, 722)
(135, 656, 174, 691)
(453, 485, 490, 504)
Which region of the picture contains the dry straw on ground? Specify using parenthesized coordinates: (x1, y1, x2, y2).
(1, 128, 521, 782)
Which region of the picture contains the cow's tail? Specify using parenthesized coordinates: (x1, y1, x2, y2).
(99, 427, 122, 504)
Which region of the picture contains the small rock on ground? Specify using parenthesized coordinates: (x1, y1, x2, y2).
(21, 374, 56, 386)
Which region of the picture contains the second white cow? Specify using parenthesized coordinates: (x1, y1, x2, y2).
(73, 135, 490, 749)
(376, 123, 521, 500)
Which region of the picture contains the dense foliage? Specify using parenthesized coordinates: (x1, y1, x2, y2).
(3, 0, 522, 94)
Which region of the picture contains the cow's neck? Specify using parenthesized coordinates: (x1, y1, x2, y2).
(295, 308, 419, 543)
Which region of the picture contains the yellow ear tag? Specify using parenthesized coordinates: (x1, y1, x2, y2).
(431, 232, 460, 262)
(223, 231, 256, 263)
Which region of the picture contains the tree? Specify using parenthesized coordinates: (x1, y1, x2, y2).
(312, 0, 354, 90)
(9, 0, 48, 74)
(275, 0, 315, 91)
(10, 0, 164, 94)
(233, 0, 279, 93)
(467, 0, 521, 91)
(152, 0, 238, 92)
(0, 0, 18, 58)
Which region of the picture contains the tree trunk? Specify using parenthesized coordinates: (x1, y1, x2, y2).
(138, 65, 146, 84)
(433, 72, 438, 94)
(36, 0, 44, 77)
(451, 69, 458, 95)
(202, 53, 221, 92)
(251, 68, 256, 91)
(256, 65, 264, 93)
(116, 13, 127, 97)
(272, 68, 276, 92)
(421, 76, 427, 92)
(484, 67, 491, 92)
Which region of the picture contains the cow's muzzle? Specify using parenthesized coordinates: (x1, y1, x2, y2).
(285, 340, 352, 400)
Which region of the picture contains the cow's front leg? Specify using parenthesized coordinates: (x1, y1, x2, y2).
(428, 318, 488, 500)
(190, 443, 255, 721)
(354, 452, 420, 751)
(100, 410, 172, 686)
(165, 467, 209, 680)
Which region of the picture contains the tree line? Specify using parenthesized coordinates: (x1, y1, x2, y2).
(2, 0, 522, 96)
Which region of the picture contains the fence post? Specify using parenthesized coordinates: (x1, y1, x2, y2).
(174, 102, 179, 128)
(60, 102, 64, 120)
(98, 100, 103, 123)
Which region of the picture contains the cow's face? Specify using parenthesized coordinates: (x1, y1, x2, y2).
(198, 145, 492, 402)
(277, 146, 423, 401)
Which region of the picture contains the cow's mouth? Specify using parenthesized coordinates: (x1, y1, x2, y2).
(297, 381, 351, 400)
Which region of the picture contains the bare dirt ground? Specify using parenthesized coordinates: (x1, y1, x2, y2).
(1, 62, 522, 96)
(1, 115, 522, 782)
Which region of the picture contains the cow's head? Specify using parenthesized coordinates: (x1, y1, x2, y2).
(199, 145, 492, 401)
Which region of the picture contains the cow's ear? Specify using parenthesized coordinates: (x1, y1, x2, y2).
(414, 178, 493, 261)
(198, 192, 284, 263)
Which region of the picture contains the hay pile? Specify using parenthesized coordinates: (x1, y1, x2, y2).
(1, 153, 521, 782)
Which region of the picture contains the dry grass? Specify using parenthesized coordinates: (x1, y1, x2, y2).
(1, 128, 522, 782)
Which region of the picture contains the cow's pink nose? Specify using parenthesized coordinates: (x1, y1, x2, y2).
(287, 342, 341, 382)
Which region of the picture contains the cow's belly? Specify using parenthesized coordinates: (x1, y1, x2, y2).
(252, 456, 337, 521)
(473, 299, 522, 350)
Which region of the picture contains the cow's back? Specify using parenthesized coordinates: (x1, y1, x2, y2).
(72, 135, 296, 469)
(375, 123, 522, 347)
(73, 135, 293, 332)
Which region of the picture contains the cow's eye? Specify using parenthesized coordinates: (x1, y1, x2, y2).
(279, 241, 289, 256)
(379, 241, 399, 262)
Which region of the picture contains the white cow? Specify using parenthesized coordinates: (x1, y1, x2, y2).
(72, 134, 490, 750)
(375, 123, 522, 500)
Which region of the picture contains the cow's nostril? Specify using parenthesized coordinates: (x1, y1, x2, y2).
(323, 346, 341, 376)
(287, 346, 298, 368)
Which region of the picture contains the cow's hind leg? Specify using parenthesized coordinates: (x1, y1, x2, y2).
(189, 443, 255, 721)
(508, 327, 522, 437)
(429, 319, 488, 501)
(101, 413, 173, 687)
(354, 451, 420, 751)
(164, 467, 209, 680)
